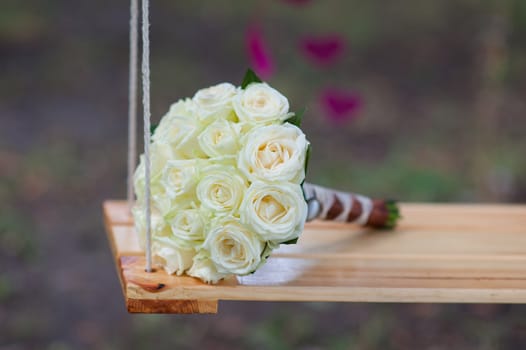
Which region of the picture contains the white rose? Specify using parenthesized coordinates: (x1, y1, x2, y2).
(133, 143, 171, 201)
(160, 159, 200, 199)
(168, 208, 206, 246)
(151, 186, 175, 217)
(196, 164, 247, 215)
(198, 119, 241, 158)
(154, 98, 196, 132)
(153, 115, 206, 159)
(131, 204, 170, 249)
(193, 83, 237, 122)
(204, 217, 264, 275)
(153, 236, 195, 276)
(187, 254, 227, 284)
(240, 181, 307, 242)
(238, 123, 309, 183)
(233, 83, 290, 124)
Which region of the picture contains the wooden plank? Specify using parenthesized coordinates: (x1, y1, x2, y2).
(104, 200, 133, 225)
(103, 202, 219, 314)
(118, 255, 526, 303)
(126, 298, 217, 313)
(103, 200, 526, 311)
(110, 226, 142, 257)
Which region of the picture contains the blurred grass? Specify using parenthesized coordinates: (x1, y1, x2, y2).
(0, 208, 35, 261)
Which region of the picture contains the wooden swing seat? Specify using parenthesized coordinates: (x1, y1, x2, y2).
(103, 200, 526, 313)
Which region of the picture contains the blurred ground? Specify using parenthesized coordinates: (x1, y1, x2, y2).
(1, 0, 526, 349)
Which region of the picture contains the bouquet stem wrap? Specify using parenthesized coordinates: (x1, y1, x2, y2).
(303, 183, 400, 229)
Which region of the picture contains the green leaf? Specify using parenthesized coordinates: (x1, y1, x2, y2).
(285, 107, 306, 127)
(241, 68, 262, 89)
(260, 242, 269, 258)
(300, 144, 312, 203)
(150, 123, 159, 136)
(304, 144, 312, 176)
(383, 200, 401, 229)
(281, 237, 298, 245)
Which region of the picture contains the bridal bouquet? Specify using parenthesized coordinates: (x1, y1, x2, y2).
(133, 70, 399, 283)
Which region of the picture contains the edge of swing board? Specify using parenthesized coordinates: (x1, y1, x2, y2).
(103, 200, 526, 313)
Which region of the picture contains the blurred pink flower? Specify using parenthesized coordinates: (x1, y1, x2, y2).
(282, 0, 312, 6)
(300, 35, 345, 67)
(246, 24, 274, 80)
(319, 88, 362, 124)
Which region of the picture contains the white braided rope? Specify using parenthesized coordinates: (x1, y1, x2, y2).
(127, 0, 138, 209)
(141, 0, 152, 272)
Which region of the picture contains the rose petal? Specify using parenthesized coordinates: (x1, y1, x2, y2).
(319, 88, 363, 124)
(300, 35, 345, 67)
(246, 24, 274, 79)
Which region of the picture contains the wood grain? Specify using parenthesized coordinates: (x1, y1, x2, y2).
(103, 200, 526, 312)
(103, 202, 219, 313)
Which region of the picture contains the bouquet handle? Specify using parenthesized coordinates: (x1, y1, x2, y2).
(303, 183, 400, 229)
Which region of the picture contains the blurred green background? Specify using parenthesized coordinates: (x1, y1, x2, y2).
(2, 0, 526, 349)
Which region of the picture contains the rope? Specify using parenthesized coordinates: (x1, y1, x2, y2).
(127, 0, 139, 209)
(141, 0, 152, 272)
